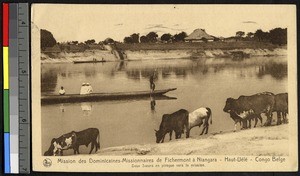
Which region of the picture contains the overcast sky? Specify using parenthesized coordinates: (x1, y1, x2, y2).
(31, 4, 293, 42)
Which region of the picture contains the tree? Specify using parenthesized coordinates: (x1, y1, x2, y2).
(40, 29, 57, 50)
(124, 36, 134, 43)
(254, 29, 265, 41)
(103, 38, 115, 44)
(146, 32, 158, 43)
(130, 33, 140, 43)
(236, 31, 245, 38)
(269, 28, 287, 45)
(84, 39, 96, 45)
(71, 41, 78, 45)
(140, 36, 149, 43)
(173, 32, 187, 42)
(246, 32, 254, 38)
(161, 33, 172, 42)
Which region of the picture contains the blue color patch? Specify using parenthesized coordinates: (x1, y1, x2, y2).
(4, 133, 11, 173)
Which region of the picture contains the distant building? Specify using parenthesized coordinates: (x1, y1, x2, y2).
(185, 29, 214, 42)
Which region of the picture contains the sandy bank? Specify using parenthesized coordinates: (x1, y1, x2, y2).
(41, 48, 286, 63)
(97, 124, 289, 156)
(124, 48, 286, 61)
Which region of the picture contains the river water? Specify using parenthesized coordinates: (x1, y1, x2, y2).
(41, 57, 287, 155)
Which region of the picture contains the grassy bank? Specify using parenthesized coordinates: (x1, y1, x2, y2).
(97, 124, 289, 156)
(117, 41, 285, 51)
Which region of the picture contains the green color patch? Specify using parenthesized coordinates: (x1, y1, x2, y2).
(4, 90, 9, 132)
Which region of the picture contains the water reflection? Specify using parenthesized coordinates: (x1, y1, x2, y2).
(257, 62, 287, 80)
(41, 68, 57, 93)
(150, 96, 156, 113)
(60, 104, 65, 112)
(41, 58, 288, 95)
(81, 103, 92, 116)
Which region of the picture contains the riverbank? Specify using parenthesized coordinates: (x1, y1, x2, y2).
(41, 48, 287, 63)
(97, 124, 289, 156)
(116, 41, 282, 51)
(41, 41, 286, 63)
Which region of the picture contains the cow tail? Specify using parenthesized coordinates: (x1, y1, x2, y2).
(207, 107, 212, 125)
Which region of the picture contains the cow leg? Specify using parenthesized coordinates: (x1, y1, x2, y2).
(161, 134, 166, 143)
(186, 128, 190, 138)
(233, 122, 237, 132)
(205, 123, 209, 134)
(73, 147, 77, 154)
(76, 146, 80, 154)
(169, 131, 173, 141)
(89, 142, 95, 154)
(254, 117, 258, 128)
(248, 119, 251, 129)
(283, 113, 288, 123)
(177, 130, 182, 139)
(258, 115, 263, 126)
(277, 112, 282, 125)
(175, 130, 181, 139)
(241, 119, 247, 130)
(264, 113, 272, 126)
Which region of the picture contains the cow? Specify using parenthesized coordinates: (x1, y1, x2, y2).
(223, 92, 275, 131)
(155, 109, 189, 143)
(273, 93, 288, 125)
(187, 107, 212, 136)
(44, 128, 100, 156)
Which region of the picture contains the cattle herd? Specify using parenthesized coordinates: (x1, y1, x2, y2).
(155, 92, 287, 143)
(44, 92, 288, 156)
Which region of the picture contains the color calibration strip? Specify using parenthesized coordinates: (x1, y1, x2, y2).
(3, 2, 11, 174)
(3, 3, 30, 173)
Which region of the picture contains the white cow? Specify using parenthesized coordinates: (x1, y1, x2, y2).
(187, 107, 212, 137)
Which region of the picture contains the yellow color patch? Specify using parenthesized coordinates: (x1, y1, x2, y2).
(3, 47, 9, 89)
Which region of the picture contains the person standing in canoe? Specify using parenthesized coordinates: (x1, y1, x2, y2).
(59, 86, 65, 95)
(149, 72, 156, 93)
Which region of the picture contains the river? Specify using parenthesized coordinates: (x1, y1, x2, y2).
(41, 57, 287, 155)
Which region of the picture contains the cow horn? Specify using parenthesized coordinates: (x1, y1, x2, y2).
(154, 129, 158, 132)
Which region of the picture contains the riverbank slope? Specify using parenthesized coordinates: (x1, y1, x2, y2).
(41, 41, 286, 63)
(97, 124, 289, 156)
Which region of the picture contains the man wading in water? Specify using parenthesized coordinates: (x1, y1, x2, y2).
(149, 72, 156, 93)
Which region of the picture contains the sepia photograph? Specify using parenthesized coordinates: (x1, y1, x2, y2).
(31, 4, 297, 172)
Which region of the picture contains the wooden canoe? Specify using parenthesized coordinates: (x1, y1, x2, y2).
(73, 60, 106, 64)
(41, 88, 177, 104)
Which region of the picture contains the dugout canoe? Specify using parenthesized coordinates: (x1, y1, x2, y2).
(73, 60, 107, 64)
(41, 88, 177, 104)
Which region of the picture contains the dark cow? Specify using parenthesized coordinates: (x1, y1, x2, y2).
(44, 128, 100, 156)
(155, 109, 189, 143)
(187, 107, 212, 136)
(223, 92, 275, 130)
(273, 93, 288, 125)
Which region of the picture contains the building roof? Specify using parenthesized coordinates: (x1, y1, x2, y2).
(185, 29, 214, 40)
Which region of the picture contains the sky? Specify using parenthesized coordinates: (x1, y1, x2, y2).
(31, 4, 294, 43)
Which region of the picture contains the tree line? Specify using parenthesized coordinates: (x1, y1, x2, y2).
(123, 32, 187, 44)
(41, 27, 287, 50)
(235, 28, 287, 45)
